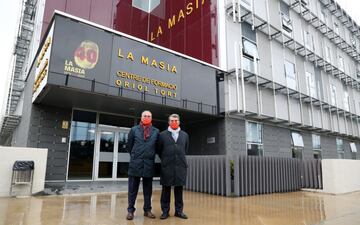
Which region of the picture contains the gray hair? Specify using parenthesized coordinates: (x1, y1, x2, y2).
(168, 114, 180, 121)
(141, 110, 152, 117)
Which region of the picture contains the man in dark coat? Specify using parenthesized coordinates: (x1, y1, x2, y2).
(157, 114, 189, 220)
(126, 110, 159, 220)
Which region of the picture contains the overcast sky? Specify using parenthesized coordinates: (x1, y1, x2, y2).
(0, 0, 359, 117)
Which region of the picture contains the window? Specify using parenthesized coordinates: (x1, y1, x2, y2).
(339, 55, 344, 71)
(246, 122, 263, 156)
(312, 134, 322, 159)
(242, 38, 259, 74)
(336, 138, 345, 159)
(304, 30, 313, 50)
(320, 9, 326, 23)
(330, 84, 337, 106)
(280, 1, 292, 36)
(334, 22, 339, 35)
(350, 35, 357, 48)
(243, 38, 259, 59)
(306, 71, 317, 98)
(132, 0, 161, 13)
(285, 60, 297, 90)
(291, 132, 304, 159)
(242, 23, 259, 74)
(343, 90, 349, 111)
(68, 110, 97, 180)
(350, 142, 357, 160)
(325, 46, 331, 62)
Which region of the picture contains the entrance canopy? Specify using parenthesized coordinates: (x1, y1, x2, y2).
(30, 12, 225, 122)
(40, 85, 219, 123)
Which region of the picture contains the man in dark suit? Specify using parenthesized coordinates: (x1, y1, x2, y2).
(157, 114, 189, 220)
(126, 110, 159, 220)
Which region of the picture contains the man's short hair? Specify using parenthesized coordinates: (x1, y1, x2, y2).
(141, 110, 152, 117)
(168, 114, 180, 121)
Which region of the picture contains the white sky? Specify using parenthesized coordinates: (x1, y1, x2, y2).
(0, 0, 359, 117)
(0, 0, 22, 116)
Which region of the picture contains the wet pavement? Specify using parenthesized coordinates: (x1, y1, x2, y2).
(1, 190, 360, 225)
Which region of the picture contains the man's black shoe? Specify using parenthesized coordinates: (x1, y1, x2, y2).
(174, 212, 188, 219)
(160, 213, 169, 220)
(126, 212, 134, 220)
(143, 211, 156, 219)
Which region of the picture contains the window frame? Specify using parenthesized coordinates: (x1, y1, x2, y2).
(242, 37, 259, 60)
(325, 46, 331, 62)
(338, 55, 344, 71)
(350, 142, 357, 160)
(304, 30, 314, 50)
(336, 138, 345, 159)
(312, 134, 322, 159)
(334, 22, 339, 35)
(330, 84, 337, 106)
(280, 1, 292, 36)
(343, 90, 349, 111)
(284, 60, 297, 90)
(305, 71, 317, 98)
(246, 121, 264, 156)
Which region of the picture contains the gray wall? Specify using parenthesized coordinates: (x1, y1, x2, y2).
(263, 124, 292, 158)
(27, 105, 71, 181)
(224, 117, 246, 156)
(186, 119, 226, 155)
(224, 116, 360, 160)
(225, 0, 360, 139)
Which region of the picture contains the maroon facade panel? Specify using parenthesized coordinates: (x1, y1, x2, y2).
(42, 0, 218, 65)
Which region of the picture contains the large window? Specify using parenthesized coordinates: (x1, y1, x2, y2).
(336, 138, 345, 159)
(68, 110, 97, 180)
(280, 1, 292, 36)
(306, 71, 317, 98)
(243, 39, 259, 59)
(242, 22, 259, 74)
(246, 122, 263, 156)
(330, 84, 337, 106)
(312, 134, 322, 159)
(242, 38, 259, 74)
(304, 30, 313, 50)
(285, 60, 297, 90)
(320, 9, 326, 23)
(325, 46, 331, 62)
(334, 22, 339, 35)
(350, 142, 357, 160)
(291, 132, 304, 159)
(343, 90, 349, 111)
(339, 55, 345, 71)
(350, 35, 357, 48)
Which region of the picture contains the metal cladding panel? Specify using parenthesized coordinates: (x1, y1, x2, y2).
(186, 155, 322, 198)
(185, 155, 229, 196)
(233, 156, 322, 197)
(36, 14, 223, 115)
(43, 0, 219, 65)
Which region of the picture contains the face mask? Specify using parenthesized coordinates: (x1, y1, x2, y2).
(170, 121, 179, 130)
(142, 117, 152, 125)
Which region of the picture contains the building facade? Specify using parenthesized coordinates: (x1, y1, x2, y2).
(1, 0, 360, 183)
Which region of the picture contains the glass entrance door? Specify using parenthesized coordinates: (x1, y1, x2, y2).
(94, 126, 130, 180)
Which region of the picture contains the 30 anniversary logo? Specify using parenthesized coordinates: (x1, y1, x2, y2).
(64, 40, 99, 77)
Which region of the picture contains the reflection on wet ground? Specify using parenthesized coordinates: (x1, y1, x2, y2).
(1, 190, 360, 225)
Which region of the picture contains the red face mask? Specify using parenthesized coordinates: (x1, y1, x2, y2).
(142, 117, 152, 125)
(170, 121, 179, 130)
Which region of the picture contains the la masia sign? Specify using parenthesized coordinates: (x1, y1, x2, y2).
(32, 13, 221, 113)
